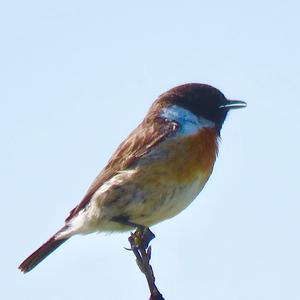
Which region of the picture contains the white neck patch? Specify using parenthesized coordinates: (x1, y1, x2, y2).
(161, 105, 215, 135)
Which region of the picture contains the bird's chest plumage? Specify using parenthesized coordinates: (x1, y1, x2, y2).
(139, 127, 217, 182)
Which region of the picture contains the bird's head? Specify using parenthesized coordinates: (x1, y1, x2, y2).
(151, 83, 246, 133)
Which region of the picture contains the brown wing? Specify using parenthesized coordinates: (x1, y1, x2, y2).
(65, 116, 179, 222)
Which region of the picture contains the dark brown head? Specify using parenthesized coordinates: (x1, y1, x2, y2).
(152, 83, 246, 133)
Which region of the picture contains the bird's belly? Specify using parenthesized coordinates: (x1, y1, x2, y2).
(132, 171, 210, 226)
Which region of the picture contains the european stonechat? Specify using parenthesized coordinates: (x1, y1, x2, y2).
(19, 83, 246, 273)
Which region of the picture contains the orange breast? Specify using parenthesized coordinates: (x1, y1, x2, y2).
(136, 127, 219, 185)
(166, 127, 219, 183)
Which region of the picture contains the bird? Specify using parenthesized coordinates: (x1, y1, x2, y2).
(19, 83, 246, 273)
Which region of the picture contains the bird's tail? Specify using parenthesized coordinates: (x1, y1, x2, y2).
(18, 226, 69, 273)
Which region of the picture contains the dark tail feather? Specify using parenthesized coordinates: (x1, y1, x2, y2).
(18, 228, 69, 273)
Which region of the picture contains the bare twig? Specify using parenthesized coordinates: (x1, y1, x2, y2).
(127, 228, 165, 300)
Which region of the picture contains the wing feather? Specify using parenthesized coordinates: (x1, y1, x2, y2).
(65, 116, 178, 222)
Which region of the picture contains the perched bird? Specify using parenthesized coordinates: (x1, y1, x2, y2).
(19, 83, 246, 273)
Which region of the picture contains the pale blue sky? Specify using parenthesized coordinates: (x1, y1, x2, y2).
(1, 1, 300, 299)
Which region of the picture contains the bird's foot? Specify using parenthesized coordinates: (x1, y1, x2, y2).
(112, 217, 155, 251)
(130, 226, 155, 250)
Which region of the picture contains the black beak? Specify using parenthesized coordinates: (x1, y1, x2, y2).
(219, 100, 247, 110)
